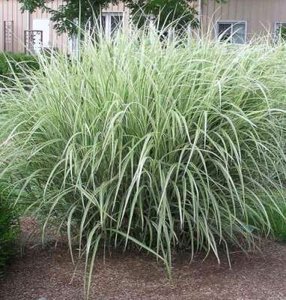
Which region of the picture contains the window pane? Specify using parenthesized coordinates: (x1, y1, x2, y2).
(232, 23, 246, 44)
(111, 15, 123, 36)
(277, 23, 286, 41)
(218, 23, 232, 42)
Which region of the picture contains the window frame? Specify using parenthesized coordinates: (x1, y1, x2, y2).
(101, 12, 124, 38)
(216, 20, 247, 44)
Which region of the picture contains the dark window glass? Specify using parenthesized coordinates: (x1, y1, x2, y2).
(218, 22, 246, 44)
(218, 23, 231, 42)
(111, 15, 123, 36)
(277, 23, 286, 41)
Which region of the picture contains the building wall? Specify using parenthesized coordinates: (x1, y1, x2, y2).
(0, 0, 129, 53)
(3, 0, 286, 53)
(202, 0, 286, 40)
(0, 0, 70, 52)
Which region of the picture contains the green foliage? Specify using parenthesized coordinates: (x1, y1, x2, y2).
(49, 0, 117, 35)
(1, 29, 286, 297)
(124, 0, 198, 30)
(19, 0, 117, 34)
(0, 53, 39, 75)
(0, 53, 39, 88)
(0, 183, 19, 276)
(267, 197, 286, 241)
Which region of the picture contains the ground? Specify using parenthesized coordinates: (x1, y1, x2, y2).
(1, 219, 286, 300)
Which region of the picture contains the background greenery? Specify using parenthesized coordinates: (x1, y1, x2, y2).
(0, 53, 39, 88)
(0, 182, 19, 276)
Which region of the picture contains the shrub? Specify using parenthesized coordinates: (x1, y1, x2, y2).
(1, 29, 286, 296)
(0, 183, 19, 276)
(0, 52, 39, 88)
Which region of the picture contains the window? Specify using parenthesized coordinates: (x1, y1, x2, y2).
(275, 23, 286, 41)
(217, 22, 246, 44)
(101, 13, 123, 37)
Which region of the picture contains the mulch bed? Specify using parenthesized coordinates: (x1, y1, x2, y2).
(1, 218, 286, 299)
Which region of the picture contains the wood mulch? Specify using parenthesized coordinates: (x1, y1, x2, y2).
(1, 218, 286, 300)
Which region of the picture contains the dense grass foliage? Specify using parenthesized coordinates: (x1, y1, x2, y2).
(1, 30, 286, 296)
(0, 183, 19, 276)
(268, 200, 286, 241)
(0, 53, 39, 88)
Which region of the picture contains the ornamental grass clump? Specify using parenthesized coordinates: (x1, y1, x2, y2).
(1, 27, 286, 296)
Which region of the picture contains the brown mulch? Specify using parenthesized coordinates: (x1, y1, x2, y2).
(1, 219, 286, 299)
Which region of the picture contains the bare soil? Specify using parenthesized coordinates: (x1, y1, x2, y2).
(1, 218, 286, 300)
